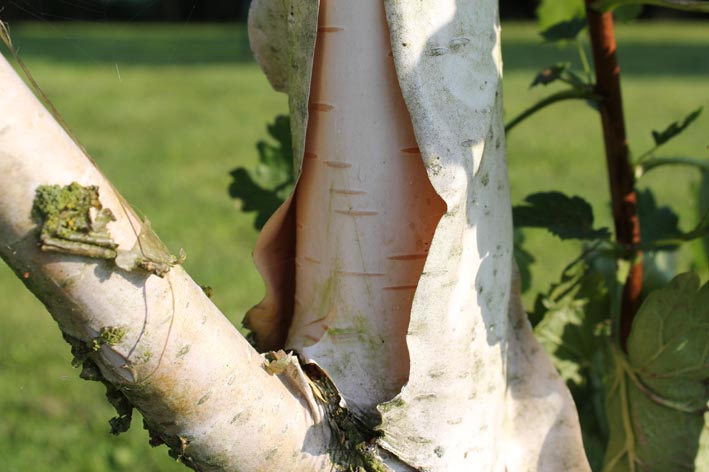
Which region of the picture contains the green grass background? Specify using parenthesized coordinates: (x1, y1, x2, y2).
(0, 21, 707, 471)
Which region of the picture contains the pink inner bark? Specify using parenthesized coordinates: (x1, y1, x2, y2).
(288, 0, 446, 410)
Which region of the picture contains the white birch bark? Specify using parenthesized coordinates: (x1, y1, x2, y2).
(248, 0, 591, 470)
(0, 52, 334, 472)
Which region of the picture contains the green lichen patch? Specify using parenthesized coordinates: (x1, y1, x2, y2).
(32, 182, 118, 258)
(176, 344, 191, 358)
(135, 350, 152, 364)
(91, 326, 128, 351)
(100, 326, 127, 345)
(377, 396, 405, 414)
(32, 182, 183, 277)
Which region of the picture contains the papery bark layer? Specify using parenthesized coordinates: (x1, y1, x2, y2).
(247, 0, 590, 470)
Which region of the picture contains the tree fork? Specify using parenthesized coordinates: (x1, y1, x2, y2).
(2, 0, 593, 468)
(585, 4, 642, 350)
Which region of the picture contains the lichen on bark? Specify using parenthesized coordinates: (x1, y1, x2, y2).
(32, 181, 182, 277)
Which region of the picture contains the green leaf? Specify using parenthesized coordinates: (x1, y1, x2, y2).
(229, 115, 295, 230)
(536, 0, 585, 32)
(637, 188, 681, 250)
(628, 274, 707, 379)
(535, 263, 610, 385)
(530, 62, 586, 88)
(635, 187, 709, 251)
(603, 273, 709, 471)
(540, 17, 588, 42)
(534, 257, 612, 470)
(652, 107, 703, 147)
(513, 191, 611, 240)
(531, 63, 569, 87)
(228, 168, 285, 230)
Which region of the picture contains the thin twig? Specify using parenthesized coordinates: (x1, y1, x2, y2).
(636, 156, 709, 177)
(505, 88, 600, 133)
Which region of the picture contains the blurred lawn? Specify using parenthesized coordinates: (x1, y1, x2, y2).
(0, 21, 707, 471)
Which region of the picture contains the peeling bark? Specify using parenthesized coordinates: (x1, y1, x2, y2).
(247, 0, 591, 470)
(2, 0, 593, 469)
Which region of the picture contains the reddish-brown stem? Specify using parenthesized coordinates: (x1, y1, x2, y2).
(585, 5, 642, 351)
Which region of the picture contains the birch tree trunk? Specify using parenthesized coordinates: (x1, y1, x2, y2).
(1, 1, 591, 470)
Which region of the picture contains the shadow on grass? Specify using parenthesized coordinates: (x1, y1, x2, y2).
(2, 23, 707, 76)
(504, 40, 709, 77)
(4, 23, 253, 65)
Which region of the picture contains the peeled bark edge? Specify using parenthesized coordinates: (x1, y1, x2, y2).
(247, 0, 590, 470)
(247, 0, 290, 92)
(244, 0, 320, 351)
(382, 2, 589, 469)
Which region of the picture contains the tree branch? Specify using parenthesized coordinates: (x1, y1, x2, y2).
(0, 52, 334, 472)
